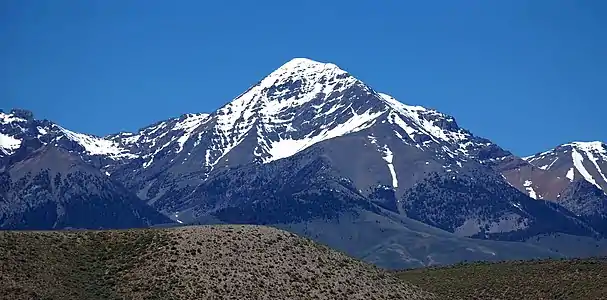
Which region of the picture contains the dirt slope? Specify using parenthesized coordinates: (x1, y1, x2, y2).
(0, 225, 432, 300)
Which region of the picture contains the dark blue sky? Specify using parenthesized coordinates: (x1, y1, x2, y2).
(2, 1, 605, 156)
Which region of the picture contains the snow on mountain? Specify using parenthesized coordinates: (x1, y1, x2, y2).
(2, 58, 507, 183)
(58, 126, 137, 159)
(206, 57, 383, 168)
(523, 180, 540, 199)
(0, 112, 28, 125)
(369, 135, 399, 188)
(2, 59, 515, 201)
(59, 57, 508, 213)
(381, 93, 460, 144)
(525, 141, 607, 192)
(3, 58, 607, 246)
(379, 92, 491, 159)
(108, 113, 211, 168)
(0, 109, 136, 162)
(196, 58, 504, 172)
(0, 110, 40, 156)
(75, 57, 514, 200)
(0, 133, 20, 155)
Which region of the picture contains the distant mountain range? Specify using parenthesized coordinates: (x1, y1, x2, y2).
(1, 58, 606, 268)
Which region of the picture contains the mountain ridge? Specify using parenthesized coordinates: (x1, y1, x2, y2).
(2, 57, 606, 268)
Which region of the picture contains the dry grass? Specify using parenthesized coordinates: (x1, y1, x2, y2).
(396, 258, 607, 300)
(0, 225, 432, 300)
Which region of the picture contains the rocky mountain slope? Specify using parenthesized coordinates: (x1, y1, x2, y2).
(0, 109, 171, 229)
(525, 141, 607, 192)
(0, 225, 433, 300)
(515, 142, 607, 234)
(1, 58, 606, 267)
(0, 145, 170, 229)
(500, 141, 607, 201)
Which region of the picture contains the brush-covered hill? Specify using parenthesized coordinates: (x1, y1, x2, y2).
(0, 225, 433, 300)
(397, 258, 607, 300)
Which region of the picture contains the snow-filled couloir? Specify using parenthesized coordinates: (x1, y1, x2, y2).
(525, 141, 607, 192)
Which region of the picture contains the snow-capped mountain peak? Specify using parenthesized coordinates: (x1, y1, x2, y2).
(1, 109, 44, 156)
(1, 108, 138, 162)
(567, 141, 607, 154)
(272, 57, 346, 80)
(203, 58, 383, 167)
(3, 59, 510, 189)
(525, 141, 607, 192)
(101, 58, 506, 176)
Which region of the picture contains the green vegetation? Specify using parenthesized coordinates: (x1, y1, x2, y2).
(0, 225, 431, 300)
(396, 258, 607, 300)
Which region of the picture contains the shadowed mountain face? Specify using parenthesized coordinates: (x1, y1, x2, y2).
(1, 58, 606, 267)
(556, 179, 607, 235)
(401, 172, 596, 240)
(0, 146, 170, 229)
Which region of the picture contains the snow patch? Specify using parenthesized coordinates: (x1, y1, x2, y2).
(571, 148, 600, 188)
(539, 157, 559, 170)
(388, 112, 417, 142)
(381, 146, 398, 188)
(0, 113, 27, 124)
(523, 180, 538, 199)
(379, 92, 475, 157)
(571, 142, 607, 190)
(37, 127, 48, 135)
(368, 136, 398, 188)
(0, 133, 21, 154)
(172, 114, 210, 154)
(263, 108, 384, 162)
(566, 167, 575, 181)
(59, 126, 138, 159)
(174, 213, 184, 224)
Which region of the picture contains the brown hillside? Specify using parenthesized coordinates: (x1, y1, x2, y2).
(0, 225, 432, 300)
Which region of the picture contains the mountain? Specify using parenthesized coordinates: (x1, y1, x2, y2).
(515, 141, 607, 234)
(0, 110, 171, 229)
(1, 58, 605, 267)
(104, 58, 510, 203)
(101, 58, 591, 240)
(497, 142, 606, 204)
(525, 141, 607, 193)
(0, 108, 137, 168)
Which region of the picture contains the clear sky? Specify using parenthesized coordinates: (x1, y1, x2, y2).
(1, 1, 605, 156)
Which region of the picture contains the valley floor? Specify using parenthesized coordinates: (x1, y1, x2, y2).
(397, 258, 607, 300)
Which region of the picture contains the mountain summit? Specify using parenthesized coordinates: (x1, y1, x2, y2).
(525, 141, 607, 192)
